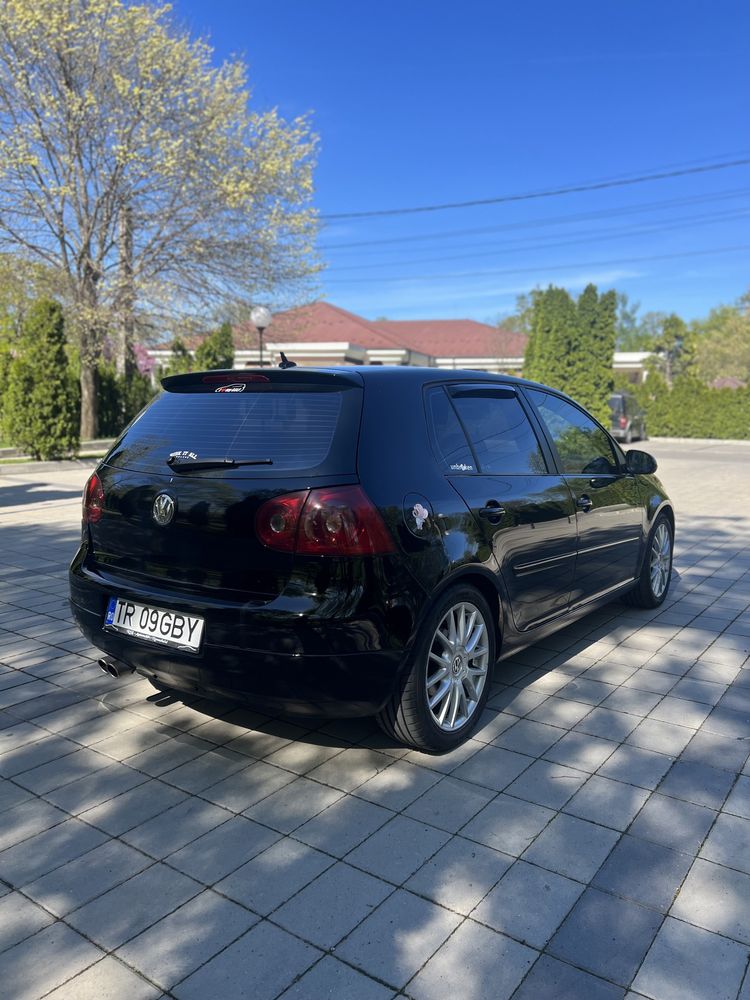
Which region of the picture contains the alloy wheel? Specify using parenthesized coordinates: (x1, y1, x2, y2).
(650, 522, 672, 598)
(425, 601, 490, 732)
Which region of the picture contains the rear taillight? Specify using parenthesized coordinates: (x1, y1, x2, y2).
(256, 486, 395, 556)
(619, 416, 628, 428)
(83, 472, 104, 524)
(255, 491, 308, 552)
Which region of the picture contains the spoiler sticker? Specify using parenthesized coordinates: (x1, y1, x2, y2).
(215, 383, 246, 393)
(169, 451, 197, 461)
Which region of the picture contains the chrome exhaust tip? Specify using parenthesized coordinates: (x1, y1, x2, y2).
(97, 657, 132, 679)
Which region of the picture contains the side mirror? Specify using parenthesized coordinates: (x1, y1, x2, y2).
(625, 449, 657, 475)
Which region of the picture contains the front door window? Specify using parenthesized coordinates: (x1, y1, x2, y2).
(526, 390, 618, 476)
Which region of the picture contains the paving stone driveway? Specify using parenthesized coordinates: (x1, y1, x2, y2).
(0, 438, 748, 1000)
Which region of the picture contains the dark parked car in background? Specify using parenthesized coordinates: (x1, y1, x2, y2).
(609, 390, 647, 443)
(70, 367, 674, 751)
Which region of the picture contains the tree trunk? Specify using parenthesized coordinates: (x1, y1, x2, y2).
(78, 263, 103, 440)
(80, 362, 98, 440)
(116, 204, 135, 380)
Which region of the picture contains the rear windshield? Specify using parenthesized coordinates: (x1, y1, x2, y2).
(105, 385, 361, 476)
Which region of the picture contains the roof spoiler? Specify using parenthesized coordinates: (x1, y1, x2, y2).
(160, 368, 364, 393)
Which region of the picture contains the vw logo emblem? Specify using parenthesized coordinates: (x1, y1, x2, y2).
(152, 493, 175, 527)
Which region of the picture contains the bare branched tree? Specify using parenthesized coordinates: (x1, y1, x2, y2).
(0, 0, 319, 435)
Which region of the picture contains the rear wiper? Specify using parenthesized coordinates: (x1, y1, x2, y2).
(167, 456, 273, 471)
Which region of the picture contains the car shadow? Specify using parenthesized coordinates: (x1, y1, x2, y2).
(0, 482, 83, 506)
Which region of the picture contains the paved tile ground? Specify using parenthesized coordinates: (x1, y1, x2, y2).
(0, 439, 748, 999)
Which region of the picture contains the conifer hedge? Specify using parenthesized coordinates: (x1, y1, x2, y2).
(633, 374, 750, 439)
(2, 299, 79, 459)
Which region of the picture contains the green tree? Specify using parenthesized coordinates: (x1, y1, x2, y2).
(3, 299, 79, 458)
(524, 284, 616, 422)
(691, 304, 750, 386)
(194, 322, 235, 370)
(164, 338, 193, 377)
(498, 292, 535, 336)
(652, 314, 691, 388)
(633, 373, 750, 439)
(0, 0, 319, 438)
(615, 292, 644, 349)
(523, 286, 577, 387)
(589, 289, 617, 423)
(570, 283, 600, 405)
(562, 285, 616, 422)
(97, 348, 157, 437)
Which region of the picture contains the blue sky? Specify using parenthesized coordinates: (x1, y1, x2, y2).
(180, 0, 749, 324)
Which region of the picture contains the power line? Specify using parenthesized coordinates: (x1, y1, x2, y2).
(322, 207, 750, 273)
(318, 187, 750, 251)
(320, 158, 750, 221)
(323, 243, 750, 284)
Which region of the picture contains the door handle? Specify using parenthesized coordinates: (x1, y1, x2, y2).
(576, 495, 593, 512)
(479, 501, 506, 523)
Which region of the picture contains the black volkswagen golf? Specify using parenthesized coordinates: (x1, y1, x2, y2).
(70, 366, 674, 752)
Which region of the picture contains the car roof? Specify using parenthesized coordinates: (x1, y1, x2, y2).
(164, 365, 574, 403)
(301, 365, 557, 392)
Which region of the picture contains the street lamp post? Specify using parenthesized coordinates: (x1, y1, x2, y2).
(250, 305, 272, 368)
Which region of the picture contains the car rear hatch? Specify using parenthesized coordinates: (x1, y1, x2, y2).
(87, 369, 364, 604)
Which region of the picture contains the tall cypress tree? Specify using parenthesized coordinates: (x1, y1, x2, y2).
(3, 299, 79, 458)
(571, 283, 598, 400)
(525, 285, 577, 389)
(590, 289, 617, 423)
(525, 286, 558, 383)
(525, 283, 615, 421)
(522, 299, 541, 381)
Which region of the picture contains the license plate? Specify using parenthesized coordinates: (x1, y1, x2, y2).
(104, 597, 204, 652)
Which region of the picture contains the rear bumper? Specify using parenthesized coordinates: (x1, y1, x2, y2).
(69, 553, 413, 717)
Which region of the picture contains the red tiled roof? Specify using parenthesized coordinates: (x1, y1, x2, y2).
(158, 301, 527, 361)
(233, 301, 401, 350)
(375, 319, 527, 359)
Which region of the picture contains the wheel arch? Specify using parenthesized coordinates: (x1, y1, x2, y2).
(416, 566, 507, 656)
(649, 499, 675, 531)
(635, 499, 675, 577)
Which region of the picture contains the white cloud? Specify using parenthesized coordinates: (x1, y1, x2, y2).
(333, 269, 642, 319)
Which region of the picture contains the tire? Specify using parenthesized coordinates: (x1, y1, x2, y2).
(377, 585, 496, 752)
(622, 514, 673, 608)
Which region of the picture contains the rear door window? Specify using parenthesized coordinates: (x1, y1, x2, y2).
(107, 385, 361, 476)
(448, 386, 549, 475)
(425, 386, 476, 473)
